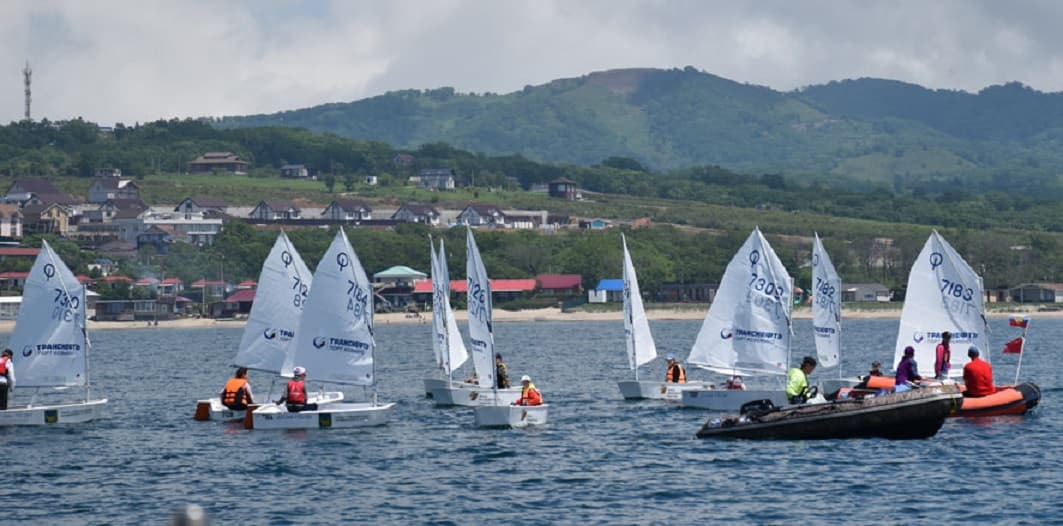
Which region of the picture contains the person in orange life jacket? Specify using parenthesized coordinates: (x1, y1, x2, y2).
(962, 346, 995, 398)
(277, 366, 318, 412)
(0, 349, 15, 411)
(513, 375, 543, 406)
(934, 331, 952, 379)
(665, 354, 686, 383)
(220, 367, 255, 410)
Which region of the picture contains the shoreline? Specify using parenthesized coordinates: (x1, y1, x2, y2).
(0, 305, 1055, 333)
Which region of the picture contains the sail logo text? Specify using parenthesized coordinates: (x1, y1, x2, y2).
(317, 337, 369, 354)
(733, 329, 783, 341)
(31, 343, 81, 356)
(813, 326, 836, 336)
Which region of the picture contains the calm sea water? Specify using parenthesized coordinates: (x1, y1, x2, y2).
(1, 317, 1060, 525)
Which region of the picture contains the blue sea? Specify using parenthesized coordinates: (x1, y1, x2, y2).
(1, 318, 1059, 525)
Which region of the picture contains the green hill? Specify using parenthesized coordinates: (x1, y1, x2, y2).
(215, 67, 1063, 191)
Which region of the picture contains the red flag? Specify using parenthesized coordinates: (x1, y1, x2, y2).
(1003, 337, 1024, 354)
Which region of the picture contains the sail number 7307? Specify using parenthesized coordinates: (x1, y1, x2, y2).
(52, 288, 80, 322)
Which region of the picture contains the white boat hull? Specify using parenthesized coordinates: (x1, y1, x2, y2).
(474, 404, 549, 428)
(0, 399, 107, 426)
(195, 391, 345, 422)
(430, 384, 522, 407)
(248, 402, 395, 429)
(680, 388, 788, 411)
(617, 380, 717, 401)
(423, 377, 465, 398)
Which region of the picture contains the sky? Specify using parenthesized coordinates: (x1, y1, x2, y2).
(3, 0, 1063, 124)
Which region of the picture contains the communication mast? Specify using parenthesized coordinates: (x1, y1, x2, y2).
(23, 61, 32, 121)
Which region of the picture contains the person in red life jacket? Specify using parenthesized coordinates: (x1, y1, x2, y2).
(934, 331, 952, 379)
(220, 367, 255, 410)
(962, 346, 995, 398)
(725, 375, 745, 390)
(277, 366, 318, 412)
(513, 375, 543, 406)
(0, 348, 15, 410)
(665, 354, 687, 384)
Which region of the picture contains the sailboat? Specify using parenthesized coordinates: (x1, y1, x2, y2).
(194, 231, 342, 422)
(616, 234, 713, 400)
(680, 228, 792, 410)
(812, 234, 855, 396)
(466, 228, 548, 427)
(0, 240, 107, 426)
(891, 230, 1039, 416)
(425, 237, 520, 406)
(247, 229, 395, 429)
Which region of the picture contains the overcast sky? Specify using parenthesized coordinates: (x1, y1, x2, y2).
(3, 0, 1063, 124)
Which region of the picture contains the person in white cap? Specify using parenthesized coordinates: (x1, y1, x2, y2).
(665, 354, 686, 384)
(277, 366, 318, 412)
(512, 374, 543, 406)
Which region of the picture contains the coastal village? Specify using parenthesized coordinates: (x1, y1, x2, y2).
(0, 149, 1060, 324)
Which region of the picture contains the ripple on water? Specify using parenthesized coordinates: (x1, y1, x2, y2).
(2, 319, 1061, 523)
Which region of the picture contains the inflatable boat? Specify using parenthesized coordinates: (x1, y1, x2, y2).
(696, 385, 962, 440)
(834, 376, 1041, 417)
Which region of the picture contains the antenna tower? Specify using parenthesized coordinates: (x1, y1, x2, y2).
(23, 61, 32, 121)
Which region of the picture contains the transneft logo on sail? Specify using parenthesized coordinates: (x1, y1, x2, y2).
(314, 336, 369, 355)
(25, 343, 81, 357)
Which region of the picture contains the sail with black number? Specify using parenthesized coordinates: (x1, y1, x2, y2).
(811, 234, 841, 369)
(465, 228, 495, 389)
(293, 229, 375, 386)
(232, 231, 312, 377)
(9, 240, 88, 388)
(894, 230, 987, 376)
(688, 228, 792, 376)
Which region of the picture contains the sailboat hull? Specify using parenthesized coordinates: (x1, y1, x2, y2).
(423, 378, 465, 398)
(617, 380, 716, 401)
(430, 384, 522, 406)
(0, 399, 107, 426)
(474, 404, 548, 428)
(680, 388, 789, 411)
(195, 391, 345, 422)
(248, 402, 395, 430)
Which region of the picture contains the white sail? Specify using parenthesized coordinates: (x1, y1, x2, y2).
(232, 231, 312, 376)
(9, 240, 88, 388)
(465, 228, 495, 389)
(430, 238, 446, 370)
(894, 230, 987, 376)
(811, 234, 841, 368)
(623, 234, 656, 369)
(438, 238, 468, 375)
(293, 229, 375, 386)
(688, 228, 792, 375)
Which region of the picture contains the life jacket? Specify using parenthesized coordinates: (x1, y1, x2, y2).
(667, 363, 687, 383)
(286, 380, 307, 405)
(517, 383, 543, 406)
(222, 377, 249, 406)
(0, 356, 9, 376)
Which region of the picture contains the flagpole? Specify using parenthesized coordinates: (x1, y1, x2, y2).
(1013, 325, 1028, 385)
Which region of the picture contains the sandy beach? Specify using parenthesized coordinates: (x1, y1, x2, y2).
(0, 305, 1055, 334)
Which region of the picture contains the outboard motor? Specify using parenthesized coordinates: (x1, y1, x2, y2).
(739, 399, 776, 418)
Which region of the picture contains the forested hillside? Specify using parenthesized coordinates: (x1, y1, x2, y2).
(215, 67, 1063, 195)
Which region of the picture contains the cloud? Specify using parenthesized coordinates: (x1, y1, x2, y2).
(3, 0, 1063, 124)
